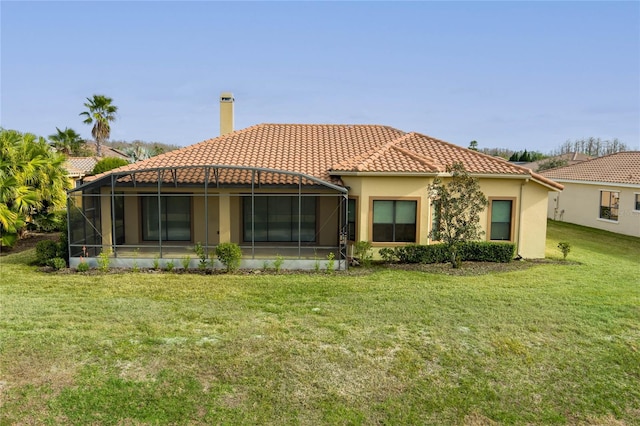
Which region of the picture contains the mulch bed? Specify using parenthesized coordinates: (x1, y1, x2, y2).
(0, 232, 60, 256)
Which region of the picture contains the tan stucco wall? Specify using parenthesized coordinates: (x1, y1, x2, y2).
(342, 175, 552, 259)
(547, 182, 640, 237)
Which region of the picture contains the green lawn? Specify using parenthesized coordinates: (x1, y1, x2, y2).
(1, 220, 638, 425)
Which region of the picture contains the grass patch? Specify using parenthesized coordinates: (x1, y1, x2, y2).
(0, 220, 638, 424)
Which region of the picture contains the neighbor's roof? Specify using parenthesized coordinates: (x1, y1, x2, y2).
(520, 152, 593, 172)
(87, 123, 562, 190)
(64, 157, 99, 176)
(540, 151, 640, 186)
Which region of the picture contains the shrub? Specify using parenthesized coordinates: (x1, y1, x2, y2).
(98, 250, 111, 272)
(181, 255, 191, 270)
(388, 241, 515, 265)
(194, 242, 208, 270)
(326, 252, 335, 274)
(378, 247, 397, 263)
(558, 241, 571, 260)
(165, 260, 175, 272)
(273, 255, 284, 274)
(153, 254, 160, 270)
(35, 240, 59, 266)
(76, 260, 89, 272)
(458, 241, 515, 263)
(49, 257, 67, 270)
(215, 242, 242, 273)
(353, 241, 373, 267)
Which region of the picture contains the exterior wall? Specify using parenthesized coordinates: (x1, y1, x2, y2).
(547, 182, 640, 237)
(342, 175, 552, 259)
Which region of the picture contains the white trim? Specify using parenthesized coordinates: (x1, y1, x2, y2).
(548, 178, 640, 189)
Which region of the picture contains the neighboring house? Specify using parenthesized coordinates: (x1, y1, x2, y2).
(520, 152, 592, 172)
(540, 152, 640, 237)
(67, 95, 562, 270)
(63, 145, 129, 187)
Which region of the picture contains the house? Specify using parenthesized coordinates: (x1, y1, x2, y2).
(63, 144, 129, 188)
(540, 152, 640, 237)
(66, 93, 563, 270)
(519, 152, 592, 172)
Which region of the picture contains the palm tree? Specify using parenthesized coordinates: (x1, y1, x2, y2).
(48, 127, 85, 156)
(80, 94, 117, 157)
(0, 129, 70, 247)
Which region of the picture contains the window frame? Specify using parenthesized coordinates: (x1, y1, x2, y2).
(599, 190, 620, 222)
(487, 197, 516, 242)
(369, 197, 420, 246)
(140, 194, 193, 242)
(633, 193, 640, 212)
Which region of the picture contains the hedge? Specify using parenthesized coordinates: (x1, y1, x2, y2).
(383, 241, 515, 264)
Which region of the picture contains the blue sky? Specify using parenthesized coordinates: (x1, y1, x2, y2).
(1, 1, 639, 152)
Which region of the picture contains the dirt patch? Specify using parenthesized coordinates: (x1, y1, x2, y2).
(0, 232, 60, 256)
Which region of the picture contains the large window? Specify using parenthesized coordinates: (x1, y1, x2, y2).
(489, 199, 513, 241)
(372, 200, 417, 243)
(347, 198, 357, 241)
(600, 191, 619, 221)
(141, 196, 192, 241)
(243, 196, 316, 242)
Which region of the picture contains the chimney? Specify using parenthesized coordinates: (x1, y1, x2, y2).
(220, 92, 234, 136)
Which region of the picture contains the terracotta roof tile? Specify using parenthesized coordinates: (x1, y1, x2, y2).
(86, 124, 562, 190)
(540, 151, 640, 185)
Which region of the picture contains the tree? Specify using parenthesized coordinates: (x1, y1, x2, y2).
(91, 157, 129, 175)
(468, 140, 479, 151)
(428, 162, 488, 268)
(0, 129, 70, 248)
(536, 158, 568, 172)
(48, 127, 86, 156)
(80, 94, 118, 157)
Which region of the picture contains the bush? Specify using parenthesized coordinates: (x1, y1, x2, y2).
(49, 257, 67, 270)
(215, 242, 242, 272)
(91, 157, 129, 175)
(35, 240, 59, 266)
(353, 241, 373, 267)
(558, 242, 571, 260)
(76, 261, 89, 272)
(378, 247, 397, 263)
(385, 241, 515, 265)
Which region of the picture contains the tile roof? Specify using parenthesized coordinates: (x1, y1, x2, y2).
(64, 157, 99, 176)
(540, 151, 640, 185)
(86, 123, 562, 190)
(520, 152, 593, 171)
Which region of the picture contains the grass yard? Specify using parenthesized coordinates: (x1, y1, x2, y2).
(0, 220, 638, 425)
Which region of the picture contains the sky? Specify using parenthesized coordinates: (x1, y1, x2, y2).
(1, 1, 639, 153)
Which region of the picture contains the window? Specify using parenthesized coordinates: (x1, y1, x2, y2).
(347, 198, 357, 241)
(243, 196, 316, 242)
(490, 199, 513, 241)
(599, 191, 619, 221)
(634, 194, 640, 212)
(114, 193, 125, 245)
(372, 200, 417, 243)
(431, 199, 442, 237)
(141, 196, 191, 241)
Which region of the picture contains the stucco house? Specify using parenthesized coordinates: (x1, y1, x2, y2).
(66, 94, 562, 270)
(540, 151, 640, 237)
(63, 145, 129, 188)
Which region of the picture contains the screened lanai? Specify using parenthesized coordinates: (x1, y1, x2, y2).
(67, 164, 349, 270)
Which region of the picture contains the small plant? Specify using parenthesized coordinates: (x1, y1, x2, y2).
(76, 259, 89, 272)
(132, 248, 140, 272)
(353, 241, 373, 267)
(314, 256, 321, 273)
(558, 241, 571, 260)
(273, 255, 284, 274)
(165, 260, 175, 272)
(215, 242, 242, 273)
(98, 249, 111, 272)
(181, 255, 191, 270)
(153, 254, 160, 270)
(49, 257, 67, 270)
(262, 260, 270, 271)
(326, 252, 335, 274)
(194, 242, 208, 270)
